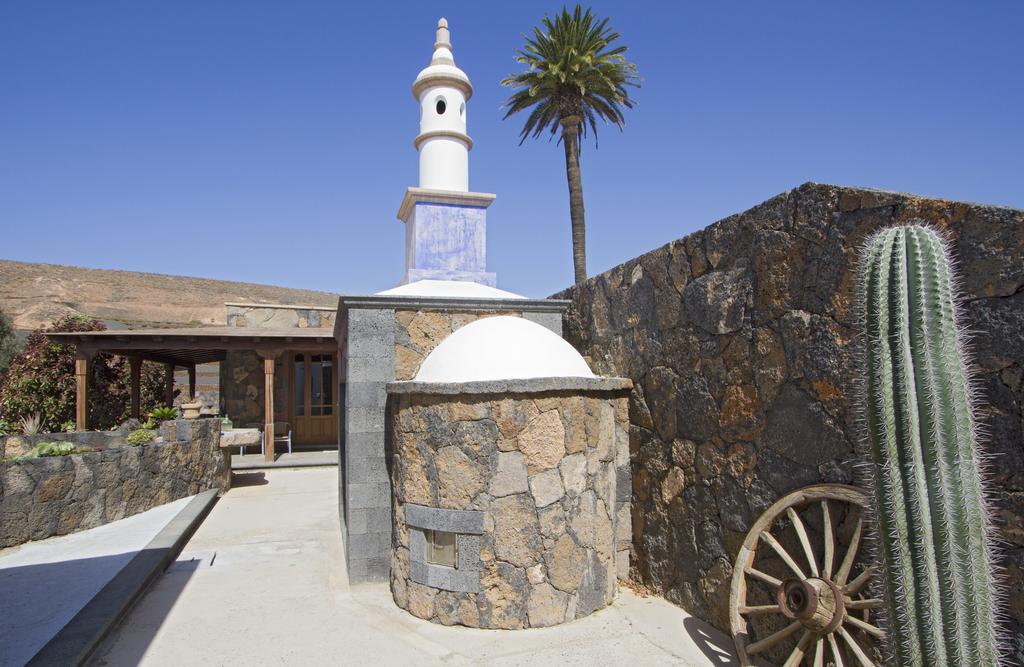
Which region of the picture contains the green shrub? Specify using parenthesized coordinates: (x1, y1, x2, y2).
(126, 429, 157, 446)
(17, 441, 92, 459)
(0, 417, 10, 436)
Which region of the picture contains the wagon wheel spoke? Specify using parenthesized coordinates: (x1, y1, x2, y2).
(746, 620, 802, 655)
(813, 637, 824, 667)
(827, 633, 845, 667)
(837, 626, 875, 667)
(739, 604, 782, 615)
(821, 500, 835, 579)
(787, 506, 819, 576)
(845, 598, 882, 610)
(844, 565, 877, 596)
(844, 614, 884, 639)
(760, 530, 807, 580)
(782, 630, 815, 667)
(746, 566, 782, 588)
(834, 512, 863, 587)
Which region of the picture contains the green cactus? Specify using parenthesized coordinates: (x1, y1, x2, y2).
(858, 224, 999, 665)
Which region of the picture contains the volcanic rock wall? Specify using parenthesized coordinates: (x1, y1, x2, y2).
(554, 183, 1024, 653)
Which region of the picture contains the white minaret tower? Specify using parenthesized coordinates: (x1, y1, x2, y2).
(413, 18, 472, 191)
(396, 18, 497, 286)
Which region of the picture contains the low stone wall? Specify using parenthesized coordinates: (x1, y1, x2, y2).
(0, 418, 224, 548)
(388, 380, 631, 629)
(1, 431, 128, 459)
(554, 182, 1024, 650)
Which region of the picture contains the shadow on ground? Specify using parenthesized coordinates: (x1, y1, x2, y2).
(683, 616, 740, 666)
(0, 551, 194, 667)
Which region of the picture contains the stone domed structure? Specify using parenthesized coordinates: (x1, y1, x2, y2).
(414, 316, 594, 383)
(387, 317, 632, 629)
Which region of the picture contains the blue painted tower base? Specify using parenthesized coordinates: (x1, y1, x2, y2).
(397, 188, 497, 286)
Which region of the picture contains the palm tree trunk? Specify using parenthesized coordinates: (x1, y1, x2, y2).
(560, 116, 587, 284)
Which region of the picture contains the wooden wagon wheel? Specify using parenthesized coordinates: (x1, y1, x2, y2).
(729, 484, 883, 666)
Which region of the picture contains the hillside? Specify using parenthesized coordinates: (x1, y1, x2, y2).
(0, 260, 339, 331)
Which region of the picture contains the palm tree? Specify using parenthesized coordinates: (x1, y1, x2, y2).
(502, 5, 640, 284)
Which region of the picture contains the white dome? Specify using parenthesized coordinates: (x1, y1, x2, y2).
(376, 280, 525, 300)
(414, 316, 595, 383)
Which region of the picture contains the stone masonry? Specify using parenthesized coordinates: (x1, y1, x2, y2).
(388, 382, 631, 628)
(555, 182, 1024, 657)
(0, 418, 224, 548)
(335, 294, 568, 584)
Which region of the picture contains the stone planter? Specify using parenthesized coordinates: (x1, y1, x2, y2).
(180, 401, 202, 419)
(386, 377, 632, 629)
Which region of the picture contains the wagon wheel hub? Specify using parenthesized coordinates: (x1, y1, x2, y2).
(777, 577, 845, 634)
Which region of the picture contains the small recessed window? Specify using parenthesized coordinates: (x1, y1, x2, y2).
(435, 98, 447, 115)
(459, 102, 465, 118)
(425, 529, 457, 567)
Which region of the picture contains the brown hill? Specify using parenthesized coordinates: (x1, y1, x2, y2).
(0, 260, 338, 331)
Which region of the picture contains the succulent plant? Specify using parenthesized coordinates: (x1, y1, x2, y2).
(19, 413, 42, 435)
(858, 224, 1000, 665)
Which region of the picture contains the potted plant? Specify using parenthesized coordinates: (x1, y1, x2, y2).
(179, 395, 202, 419)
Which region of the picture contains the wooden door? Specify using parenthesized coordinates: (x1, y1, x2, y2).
(291, 353, 337, 445)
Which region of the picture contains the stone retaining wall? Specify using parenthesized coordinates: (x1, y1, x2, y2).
(554, 182, 1024, 650)
(1, 431, 128, 460)
(0, 418, 224, 548)
(388, 384, 631, 628)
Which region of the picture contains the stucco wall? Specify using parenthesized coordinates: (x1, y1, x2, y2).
(554, 183, 1024, 649)
(0, 418, 224, 548)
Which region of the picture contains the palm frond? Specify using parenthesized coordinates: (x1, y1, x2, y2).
(501, 4, 641, 145)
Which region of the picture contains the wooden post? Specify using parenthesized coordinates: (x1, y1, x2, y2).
(264, 356, 276, 462)
(129, 355, 142, 419)
(164, 362, 175, 407)
(75, 353, 89, 431)
(188, 364, 197, 401)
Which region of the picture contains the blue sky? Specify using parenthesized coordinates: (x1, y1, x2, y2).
(2, 1, 1021, 298)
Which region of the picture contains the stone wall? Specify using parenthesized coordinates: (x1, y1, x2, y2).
(388, 384, 631, 628)
(554, 183, 1024, 646)
(226, 302, 336, 329)
(1, 430, 129, 460)
(0, 418, 224, 548)
(219, 350, 288, 427)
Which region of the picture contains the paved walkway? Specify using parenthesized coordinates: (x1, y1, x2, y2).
(93, 468, 740, 666)
(0, 496, 194, 667)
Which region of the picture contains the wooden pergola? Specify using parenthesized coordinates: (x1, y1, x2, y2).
(46, 326, 336, 462)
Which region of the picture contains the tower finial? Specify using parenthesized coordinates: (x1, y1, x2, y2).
(435, 17, 451, 50)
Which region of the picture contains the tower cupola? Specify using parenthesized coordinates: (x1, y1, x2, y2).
(412, 18, 473, 192)
(396, 18, 496, 287)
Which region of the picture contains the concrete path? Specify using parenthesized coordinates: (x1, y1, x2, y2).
(93, 468, 740, 666)
(0, 496, 194, 667)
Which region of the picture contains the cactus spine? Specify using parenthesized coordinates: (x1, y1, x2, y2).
(859, 224, 999, 666)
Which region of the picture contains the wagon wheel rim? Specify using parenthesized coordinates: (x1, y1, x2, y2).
(729, 484, 883, 666)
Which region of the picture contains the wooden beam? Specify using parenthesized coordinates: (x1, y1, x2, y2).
(129, 355, 142, 420)
(188, 365, 197, 400)
(75, 354, 89, 431)
(49, 339, 335, 353)
(264, 356, 275, 463)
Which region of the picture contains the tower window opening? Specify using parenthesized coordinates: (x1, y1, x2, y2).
(460, 102, 465, 118)
(435, 97, 447, 115)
